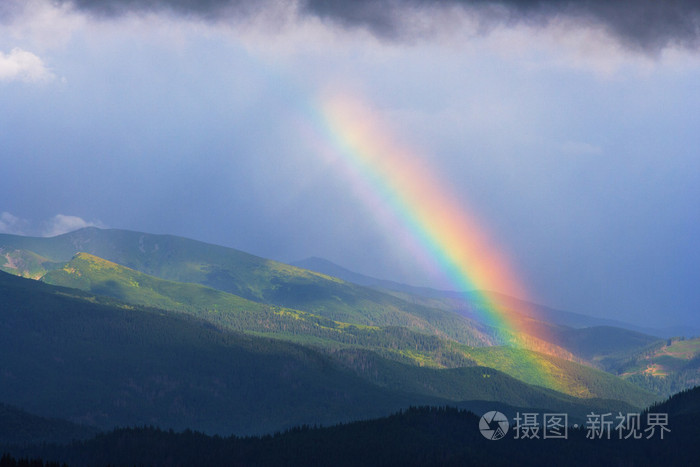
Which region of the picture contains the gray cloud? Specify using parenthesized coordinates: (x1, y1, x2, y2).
(0, 213, 104, 237)
(59, 0, 700, 52)
(304, 0, 700, 52)
(65, 0, 264, 21)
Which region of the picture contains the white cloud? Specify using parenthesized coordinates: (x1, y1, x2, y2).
(0, 47, 54, 82)
(0, 212, 29, 235)
(0, 0, 85, 50)
(0, 213, 105, 237)
(43, 214, 105, 237)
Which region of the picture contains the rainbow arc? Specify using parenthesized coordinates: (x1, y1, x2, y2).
(306, 93, 567, 389)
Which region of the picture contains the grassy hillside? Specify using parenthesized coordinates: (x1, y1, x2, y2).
(0, 248, 62, 279)
(41, 253, 480, 369)
(0, 271, 652, 437)
(38, 254, 657, 407)
(0, 229, 593, 364)
(464, 346, 656, 407)
(0, 229, 495, 347)
(0, 230, 662, 406)
(599, 337, 700, 397)
(293, 256, 665, 367)
(0, 270, 451, 434)
(331, 348, 649, 416)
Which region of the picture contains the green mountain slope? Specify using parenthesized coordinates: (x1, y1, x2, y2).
(0, 247, 63, 279)
(0, 228, 494, 347)
(0, 270, 448, 434)
(550, 325, 662, 361)
(488, 308, 663, 364)
(599, 337, 700, 397)
(2, 228, 591, 366)
(292, 254, 665, 364)
(41, 253, 478, 369)
(0, 229, 595, 366)
(0, 271, 652, 437)
(332, 348, 649, 415)
(42, 252, 273, 318)
(39, 254, 657, 407)
(0, 229, 661, 405)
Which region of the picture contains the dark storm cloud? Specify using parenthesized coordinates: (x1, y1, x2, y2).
(61, 0, 700, 52)
(303, 0, 700, 51)
(64, 0, 258, 19)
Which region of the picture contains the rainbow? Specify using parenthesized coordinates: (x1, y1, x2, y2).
(306, 92, 564, 388)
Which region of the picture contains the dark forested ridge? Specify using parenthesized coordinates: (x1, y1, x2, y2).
(5, 387, 700, 467)
(0, 404, 97, 446)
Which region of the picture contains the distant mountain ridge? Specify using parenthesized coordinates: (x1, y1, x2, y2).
(292, 256, 694, 338)
(290, 256, 461, 298)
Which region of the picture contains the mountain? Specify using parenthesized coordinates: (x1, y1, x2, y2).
(293, 257, 666, 365)
(1, 270, 655, 438)
(0, 228, 693, 464)
(5, 228, 634, 365)
(0, 248, 63, 280)
(0, 270, 445, 434)
(0, 229, 665, 403)
(548, 325, 661, 361)
(0, 403, 98, 446)
(599, 336, 700, 397)
(294, 256, 697, 338)
(39, 252, 486, 369)
(0, 228, 496, 347)
(36, 252, 657, 405)
(10, 389, 700, 467)
(289, 256, 460, 298)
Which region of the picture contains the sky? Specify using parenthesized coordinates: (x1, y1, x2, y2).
(0, 0, 698, 329)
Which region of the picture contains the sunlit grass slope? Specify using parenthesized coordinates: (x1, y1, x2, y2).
(1, 228, 492, 346)
(0, 271, 650, 436)
(600, 337, 700, 397)
(40, 254, 657, 407)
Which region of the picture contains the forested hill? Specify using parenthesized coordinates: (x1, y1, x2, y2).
(7, 388, 700, 467)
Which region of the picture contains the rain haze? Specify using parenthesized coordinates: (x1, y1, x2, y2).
(1, 0, 699, 330)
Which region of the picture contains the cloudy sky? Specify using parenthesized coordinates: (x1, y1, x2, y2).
(1, 0, 698, 329)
